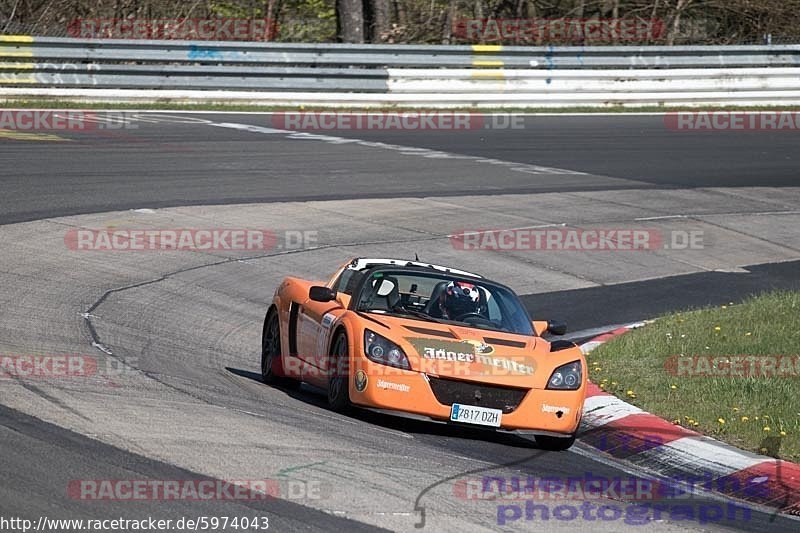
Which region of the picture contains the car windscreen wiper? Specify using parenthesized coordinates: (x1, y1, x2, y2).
(389, 306, 451, 325)
(360, 306, 447, 325)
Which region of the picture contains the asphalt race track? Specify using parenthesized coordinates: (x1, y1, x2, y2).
(2, 114, 798, 225)
(0, 113, 798, 532)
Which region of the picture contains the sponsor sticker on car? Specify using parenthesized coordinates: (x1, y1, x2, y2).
(450, 403, 502, 427)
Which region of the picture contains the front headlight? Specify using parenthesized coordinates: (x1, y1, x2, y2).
(546, 361, 582, 390)
(364, 330, 410, 370)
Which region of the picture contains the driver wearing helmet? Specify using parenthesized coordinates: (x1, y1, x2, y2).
(438, 281, 481, 320)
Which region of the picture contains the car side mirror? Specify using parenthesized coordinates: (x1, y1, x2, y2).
(547, 320, 567, 336)
(309, 286, 337, 302)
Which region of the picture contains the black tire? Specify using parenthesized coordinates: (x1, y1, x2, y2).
(536, 433, 577, 451)
(261, 310, 299, 389)
(327, 331, 351, 412)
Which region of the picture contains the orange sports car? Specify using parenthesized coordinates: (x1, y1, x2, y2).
(261, 258, 586, 450)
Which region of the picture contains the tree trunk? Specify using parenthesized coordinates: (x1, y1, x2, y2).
(441, 0, 458, 43)
(668, 0, 691, 46)
(368, 0, 390, 42)
(394, 0, 407, 27)
(265, 0, 279, 41)
(337, 0, 365, 43)
(650, 0, 661, 43)
(576, 0, 585, 18)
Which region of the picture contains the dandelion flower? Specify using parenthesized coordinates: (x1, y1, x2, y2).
(718, 418, 726, 425)
(714, 326, 721, 332)
(780, 431, 787, 437)
(670, 384, 677, 390)
(741, 416, 749, 422)
(763, 426, 771, 432)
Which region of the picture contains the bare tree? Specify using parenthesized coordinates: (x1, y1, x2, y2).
(442, 0, 458, 43)
(667, 0, 692, 45)
(265, 0, 279, 41)
(337, 0, 364, 42)
(368, 0, 390, 42)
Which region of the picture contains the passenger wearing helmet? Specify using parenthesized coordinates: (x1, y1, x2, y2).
(438, 281, 481, 320)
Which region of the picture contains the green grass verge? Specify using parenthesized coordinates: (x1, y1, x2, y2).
(0, 100, 799, 113)
(588, 290, 800, 462)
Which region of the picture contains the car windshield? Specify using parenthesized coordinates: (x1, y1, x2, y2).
(355, 270, 534, 335)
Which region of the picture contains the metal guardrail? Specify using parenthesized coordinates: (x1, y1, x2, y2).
(1, 36, 800, 106)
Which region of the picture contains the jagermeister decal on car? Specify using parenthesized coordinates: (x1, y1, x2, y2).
(463, 339, 495, 355)
(407, 337, 535, 375)
(406, 338, 480, 362)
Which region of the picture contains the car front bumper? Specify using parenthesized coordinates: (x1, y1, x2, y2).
(348, 360, 584, 434)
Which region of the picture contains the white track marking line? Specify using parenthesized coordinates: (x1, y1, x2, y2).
(210, 121, 592, 177)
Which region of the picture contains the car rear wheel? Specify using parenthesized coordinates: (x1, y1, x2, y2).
(535, 433, 577, 451)
(261, 309, 299, 389)
(327, 331, 351, 412)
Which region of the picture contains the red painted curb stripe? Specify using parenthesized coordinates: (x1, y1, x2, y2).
(716, 460, 800, 511)
(587, 326, 632, 344)
(581, 413, 699, 459)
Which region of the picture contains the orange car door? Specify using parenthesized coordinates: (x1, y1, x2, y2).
(297, 299, 340, 386)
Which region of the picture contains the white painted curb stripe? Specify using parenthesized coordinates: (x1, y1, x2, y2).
(630, 435, 770, 476)
(582, 394, 644, 427)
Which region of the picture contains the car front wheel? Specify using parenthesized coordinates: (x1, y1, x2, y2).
(327, 331, 351, 412)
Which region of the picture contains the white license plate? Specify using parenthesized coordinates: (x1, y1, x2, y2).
(449, 403, 502, 427)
